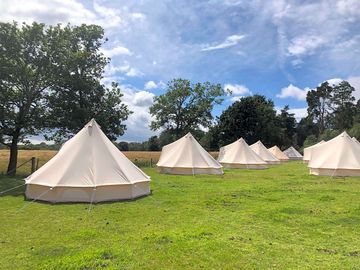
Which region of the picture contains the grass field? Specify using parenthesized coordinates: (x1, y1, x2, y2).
(1, 154, 360, 269)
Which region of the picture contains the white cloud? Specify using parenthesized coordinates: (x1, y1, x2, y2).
(101, 46, 132, 57)
(288, 35, 326, 57)
(276, 84, 309, 101)
(125, 67, 143, 77)
(348, 76, 360, 99)
(0, 0, 123, 29)
(144, 81, 157, 90)
(120, 85, 157, 141)
(224, 83, 250, 95)
(230, 96, 243, 103)
(326, 78, 343, 86)
(288, 107, 308, 121)
(275, 106, 308, 121)
(201, 35, 245, 51)
(144, 80, 166, 90)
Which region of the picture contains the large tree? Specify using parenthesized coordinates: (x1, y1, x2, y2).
(217, 95, 281, 147)
(0, 22, 130, 175)
(306, 82, 333, 135)
(0, 22, 53, 175)
(149, 78, 226, 138)
(276, 105, 297, 149)
(330, 81, 356, 130)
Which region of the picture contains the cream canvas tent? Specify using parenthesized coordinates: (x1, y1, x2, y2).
(352, 137, 360, 145)
(309, 132, 360, 176)
(157, 133, 223, 175)
(250, 141, 280, 165)
(25, 119, 150, 203)
(303, 140, 325, 163)
(218, 138, 268, 169)
(283, 146, 303, 160)
(268, 146, 289, 162)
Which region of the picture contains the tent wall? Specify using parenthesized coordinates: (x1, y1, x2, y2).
(158, 167, 223, 175)
(25, 182, 150, 203)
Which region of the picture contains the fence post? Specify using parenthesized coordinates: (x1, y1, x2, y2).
(36, 158, 39, 170)
(31, 157, 36, 174)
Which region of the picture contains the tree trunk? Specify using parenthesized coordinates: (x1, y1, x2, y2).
(7, 133, 19, 176)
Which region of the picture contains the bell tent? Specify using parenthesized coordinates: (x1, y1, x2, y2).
(250, 141, 280, 165)
(308, 131, 360, 176)
(303, 140, 325, 163)
(218, 138, 268, 169)
(268, 146, 289, 162)
(157, 132, 223, 175)
(283, 146, 303, 160)
(25, 119, 150, 203)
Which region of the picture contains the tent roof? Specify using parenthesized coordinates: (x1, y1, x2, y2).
(25, 119, 150, 187)
(218, 138, 267, 165)
(250, 141, 280, 162)
(284, 146, 303, 158)
(157, 132, 222, 169)
(268, 146, 289, 161)
(309, 132, 360, 170)
(303, 140, 325, 161)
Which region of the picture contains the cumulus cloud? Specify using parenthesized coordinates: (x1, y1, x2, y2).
(125, 67, 143, 77)
(288, 35, 326, 57)
(276, 106, 308, 121)
(144, 80, 166, 90)
(120, 85, 157, 141)
(326, 78, 343, 86)
(276, 84, 309, 101)
(0, 0, 122, 29)
(224, 83, 250, 95)
(101, 46, 132, 57)
(201, 35, 245, 51)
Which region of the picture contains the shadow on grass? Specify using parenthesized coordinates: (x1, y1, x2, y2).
(0, 175, 26, 197)
(32, 190, 153, 206)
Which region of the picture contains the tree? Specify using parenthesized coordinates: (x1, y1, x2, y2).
(0, 22, 53, 175)
(306, 82, 333, 135)
(45, 24, 130, 142)
(0, 22, 130, 175)
(296, 116, 317, 147)
(330, 81, 356, 130)
(149, 79, 226, 138)
(217, 95, 281, 147)
(118, 141, 129, 151)
(276, 105, 296, 148)
(147, 136, 160, 151)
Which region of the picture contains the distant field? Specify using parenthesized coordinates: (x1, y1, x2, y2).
(0, 150, 219, 175)
(1, 162, 360, 269)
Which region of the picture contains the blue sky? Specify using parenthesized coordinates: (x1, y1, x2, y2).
(2, 0, 360, 142)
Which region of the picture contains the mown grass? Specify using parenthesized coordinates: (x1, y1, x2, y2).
(1, 161, 360, 269)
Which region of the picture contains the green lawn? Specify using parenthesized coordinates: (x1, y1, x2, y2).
(1, 162, 360, 269)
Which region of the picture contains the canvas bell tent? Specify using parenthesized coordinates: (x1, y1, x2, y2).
(308, 132, 360, 177)
(250, 141, 280, 165)
(283, 146, 303, 160)
(303, 140, 325, 163)
(218, 138, 268, 169)
(268, 146, 289, 162)
(157, 132, 223, 175)
(25, 119, 150, 203)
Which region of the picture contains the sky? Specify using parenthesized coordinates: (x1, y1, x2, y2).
(1, 0, 360, 142)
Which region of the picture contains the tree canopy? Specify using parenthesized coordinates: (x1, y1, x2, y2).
(0, 22, 130, 175)
(149, 78, 226, 139)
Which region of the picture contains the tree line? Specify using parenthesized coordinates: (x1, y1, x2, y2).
(2, 22, 359, 175)
(134, 79, 360, 152)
